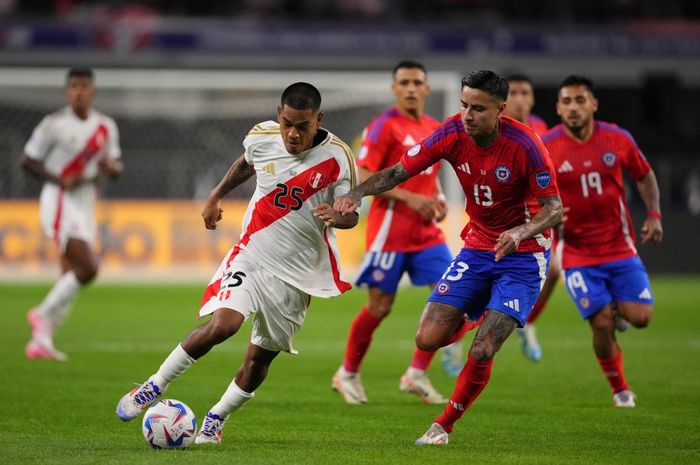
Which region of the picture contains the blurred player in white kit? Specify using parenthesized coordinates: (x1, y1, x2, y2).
(20, 67, 123, 361)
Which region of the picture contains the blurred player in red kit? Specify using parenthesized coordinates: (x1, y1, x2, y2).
(504, 73, 554, 362)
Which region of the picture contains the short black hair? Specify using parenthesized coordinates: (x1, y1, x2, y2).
(66, 67, 94, 83)
(280, 82, 322, 112)
(461, 70, 509, 102)
(393, 60, 427, 77)
(559, 75, 595, 96)
(506, 73, 533, 87)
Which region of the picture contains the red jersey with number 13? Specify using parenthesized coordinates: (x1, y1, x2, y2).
(542, 121, 651, 269)
(401, 114, 559, 253)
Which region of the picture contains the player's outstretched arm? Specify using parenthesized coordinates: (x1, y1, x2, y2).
(334, 162, 410, 216)
(494, 195, 563, 261)
(202, 154, 255, 230)
(636, 170, 663, 244)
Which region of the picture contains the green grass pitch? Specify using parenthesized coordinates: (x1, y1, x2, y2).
(1, 277, 699, 465)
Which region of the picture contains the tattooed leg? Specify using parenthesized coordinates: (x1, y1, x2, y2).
(469, 310, 518, 362)
(415, 302, 466, 352)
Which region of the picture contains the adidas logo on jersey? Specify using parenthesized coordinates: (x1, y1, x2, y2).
(558, 160, 573, 173)
(457, 162, 471, 174)
(402, 135, 417, 146)
(262, 163, 276, 175)
(504, 299, 520, 312)
(638, 288, 652, 300)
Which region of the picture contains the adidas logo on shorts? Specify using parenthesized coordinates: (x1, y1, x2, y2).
(638, 288, 652, 300)
(504, 299, 520, 312)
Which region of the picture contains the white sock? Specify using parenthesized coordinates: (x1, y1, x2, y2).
(407, 367, 425, 377)
(37, 271, 81, 326)
(209, 378, 254, 418)
(152, 344, 196, 388)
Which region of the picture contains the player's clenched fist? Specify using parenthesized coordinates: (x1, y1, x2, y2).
(333, 195, 359, 217)
(202, 199, 223, 230)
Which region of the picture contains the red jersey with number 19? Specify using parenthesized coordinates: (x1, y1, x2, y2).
(542, 121, 651, 269)
(401, 114, 559, 253)
(357, 107, 444, 252)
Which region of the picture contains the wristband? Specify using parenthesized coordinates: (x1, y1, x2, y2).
(647, 211, 662, 220)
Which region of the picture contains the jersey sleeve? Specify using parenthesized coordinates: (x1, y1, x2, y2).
(399, 123, 451, 177)
(332, 141, 361, 208)
(524, 134, 559, 199)
(618, 130, 651, 180)
(105, 117, 122, 159)
(24, 115, 55, 161)
(356, 121, 391, 172)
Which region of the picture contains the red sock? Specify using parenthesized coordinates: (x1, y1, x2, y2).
(596, 351, 630, 393)
(410, 349, 435, 370)
(342, 306, 381, 373)
(527, 299, 547, 324)
(435, 353, 494, 433)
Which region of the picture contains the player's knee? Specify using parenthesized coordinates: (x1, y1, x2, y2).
(367, 304, 391, 320)
(75, 265, 98, 284)
(589, 312, 615, 334)
(469, 338, 495, 362)
(628, 309, 652, 328)
(205, 319, 239, 343)
(415, 332, 439, 352)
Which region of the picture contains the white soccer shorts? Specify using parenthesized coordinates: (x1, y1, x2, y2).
(39, 185, 97, 252)
(199, 249, 310, 354)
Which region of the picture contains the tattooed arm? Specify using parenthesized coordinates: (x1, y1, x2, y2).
(202, 154, 256, 230)
(493, 195, 563, 261)
(333, 162, 410, 216)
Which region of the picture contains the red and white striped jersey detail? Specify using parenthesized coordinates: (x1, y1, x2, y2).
(200, 157, 343, 307)
(61, 123, 108, 177)
(323, 227, 352, 293)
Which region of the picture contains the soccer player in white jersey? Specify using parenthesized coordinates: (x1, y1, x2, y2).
(21, 67, 123, 361)
(116, 83, 359, 445)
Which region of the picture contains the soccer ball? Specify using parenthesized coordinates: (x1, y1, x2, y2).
(141, 399, 197, 449)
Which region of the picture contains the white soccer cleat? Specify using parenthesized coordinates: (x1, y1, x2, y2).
(116, 379, 165, 421)
(516, 324, 542, 362)
(415, 423, 449, 445)
(195, 412, 227, 445)
(25, 339, 69, 361)
(26, 309, 68, 361)
(611, 305, 630, 333)
(613, 390, 636, 408)
(331, 367, 368, 404)
(399, 369, 448, 404)
(441, 342, 463, 377)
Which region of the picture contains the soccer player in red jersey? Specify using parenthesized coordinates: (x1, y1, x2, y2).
(332, 61, 473, 405)
(335, 70, 563, 444)
(504, 74, 548, 137)
(542, 75, 663, 407)
(504, 74, 555, 362)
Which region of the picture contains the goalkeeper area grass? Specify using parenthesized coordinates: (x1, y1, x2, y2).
(1, 277, 698, 465)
